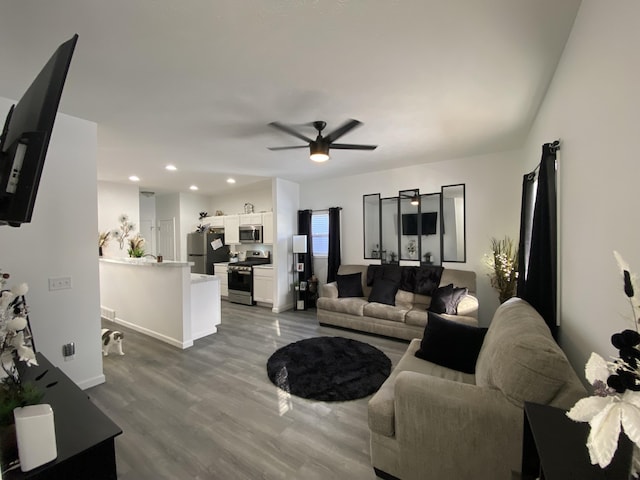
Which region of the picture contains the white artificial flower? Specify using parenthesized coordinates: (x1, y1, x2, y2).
(7, 315, 28, 332)
(567, 352, 640, 470)
(9, 331, 25, 349)
(16, 345, 38, 366)
(10, 282, 28, 296)
(0, 290, 15, 308)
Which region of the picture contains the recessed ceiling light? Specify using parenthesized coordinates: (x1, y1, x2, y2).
(189, 185, 198, 191)
(226, 178, 236, 184)
(165, 164, 177, 171)
(129, 175, 140, 182)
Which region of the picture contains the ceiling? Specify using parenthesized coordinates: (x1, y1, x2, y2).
(0, 0, 581, 196)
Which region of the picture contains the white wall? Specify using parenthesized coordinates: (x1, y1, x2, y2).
(97, 181, 140, 258)
(0, 97, 103, 388)
(209, 180, 273, 216)
(299, 149, 523, 325)
(522, 0, 640, 376)
(272, 178, 299, 312)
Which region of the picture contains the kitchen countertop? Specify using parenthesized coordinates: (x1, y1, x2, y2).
(99, 258, 193, 268)
(191, 273, 220, 284)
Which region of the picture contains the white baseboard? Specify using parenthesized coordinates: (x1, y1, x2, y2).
(113, 317, 194, 350)
(77, 374, 106, 390)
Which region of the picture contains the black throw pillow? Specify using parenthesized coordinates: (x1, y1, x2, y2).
(428, 283, 468, 314)
(415, 266, 444, 296)
(336, 272, 364, 298)
(415, 312, 488, 374)
(368, 278, 399, 306)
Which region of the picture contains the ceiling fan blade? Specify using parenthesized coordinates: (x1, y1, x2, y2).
(268, 122, 314, 143)
(324, 119, 362, 143)
(330, 143, 377, 150)
(268, 145, 308, 151)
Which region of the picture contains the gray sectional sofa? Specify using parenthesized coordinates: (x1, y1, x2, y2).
(368, 297, 586, 480)
(317, 264, 479, 341)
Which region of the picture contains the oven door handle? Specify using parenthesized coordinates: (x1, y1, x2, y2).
(235, 271, 251, 275)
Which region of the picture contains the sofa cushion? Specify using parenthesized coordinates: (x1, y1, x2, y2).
(363, 302, 410, 323)
(316, 297, 368, 316)
(369, 278, 400, 306)
(429, 283, 468, 314)
(368, 339, 475, 438)
(336, 272, 364, 298)
(415, 312, 487, 374)
(476, 297, 580, 408)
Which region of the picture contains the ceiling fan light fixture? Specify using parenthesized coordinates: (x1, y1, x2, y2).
(309, 143, 329, 162)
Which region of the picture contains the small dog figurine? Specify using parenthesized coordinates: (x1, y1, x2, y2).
(101, 328, 124, 356)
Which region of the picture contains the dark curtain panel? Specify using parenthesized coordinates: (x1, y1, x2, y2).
(517, 142, 558, 337)
(517, 172, 537, 295)
(297, 209, 313, 282)
(327, 207, 342, 283)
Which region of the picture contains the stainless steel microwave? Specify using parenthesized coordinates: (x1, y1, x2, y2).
(239, 225, 263, 244)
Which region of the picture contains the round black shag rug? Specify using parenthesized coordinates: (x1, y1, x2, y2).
(266, 336, 392, 401)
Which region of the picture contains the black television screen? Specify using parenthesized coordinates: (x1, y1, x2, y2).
(0, 34, 78, 227)
(402, 212, 438, 235)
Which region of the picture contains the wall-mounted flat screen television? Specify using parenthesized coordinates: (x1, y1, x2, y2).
(0, 34, 78, 227)
(401, 212, 438, 235)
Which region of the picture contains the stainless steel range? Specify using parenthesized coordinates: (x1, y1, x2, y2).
(228, 250, 271, 306)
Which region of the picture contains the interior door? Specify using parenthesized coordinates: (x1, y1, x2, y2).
(158, 218, 176, 261)
(140, 219, 156, 256)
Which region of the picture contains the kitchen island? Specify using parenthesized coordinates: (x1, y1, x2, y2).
(99, 258, 221, 349)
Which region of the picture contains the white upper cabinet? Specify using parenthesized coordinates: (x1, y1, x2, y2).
(262, 212, 274, 244)
(224, 215, 240, 244)
(239, 213, 263, 225)
(208, 216, 224, 227)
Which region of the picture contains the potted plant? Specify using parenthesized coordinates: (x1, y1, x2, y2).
(485, 236, 519, 303)
(98, 231, 111, 256)
(127, 234, 145, 258)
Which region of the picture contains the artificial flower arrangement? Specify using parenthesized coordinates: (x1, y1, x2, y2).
(127, 234, 146, 258)
(0, 271, 41, 427)
(484, 236, 519, 303)
(567, 252, 640, 477)
(98, 231, 111, 256)
(111, 213, 135, 250)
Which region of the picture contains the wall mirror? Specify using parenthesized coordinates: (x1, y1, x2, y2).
(363, 194, 381, 259)
(420, 193, 441, 265)
(380, 197, 398, 263)
(398, 189, 420, 261)
(441, 184, 466, 262)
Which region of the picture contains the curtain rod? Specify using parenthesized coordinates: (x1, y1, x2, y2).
(303, 207, 342, 213)
(529, 139, 561, 177)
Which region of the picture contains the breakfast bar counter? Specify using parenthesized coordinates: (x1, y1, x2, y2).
(99, 258, 221, 349)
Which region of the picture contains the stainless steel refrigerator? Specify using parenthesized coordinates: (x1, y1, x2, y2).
(187, 230, 230, 274)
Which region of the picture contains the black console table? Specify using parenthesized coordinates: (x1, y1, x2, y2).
(3, 353, 122, 479)
(522, 402, 633, 480)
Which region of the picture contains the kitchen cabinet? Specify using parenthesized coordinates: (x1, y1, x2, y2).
(215, 263, 229, 297)
(253, 266, 273, 304)
(262, 212, 274, 244)
(239, 213, 263, 225)
(224, 215, 240, 244)
(208, 216, 225, 228)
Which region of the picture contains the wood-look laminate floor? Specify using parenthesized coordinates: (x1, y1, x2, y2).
(88, 302, 409, 480)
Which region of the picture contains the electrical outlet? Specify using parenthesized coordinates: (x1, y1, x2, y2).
(48, 276, 72, 291)
(62, 342, 75, 361)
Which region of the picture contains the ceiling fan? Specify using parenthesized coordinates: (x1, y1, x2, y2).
(267, 119, 377, 162)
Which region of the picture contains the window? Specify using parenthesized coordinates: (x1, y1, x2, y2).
(311, 212, 329, 257)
